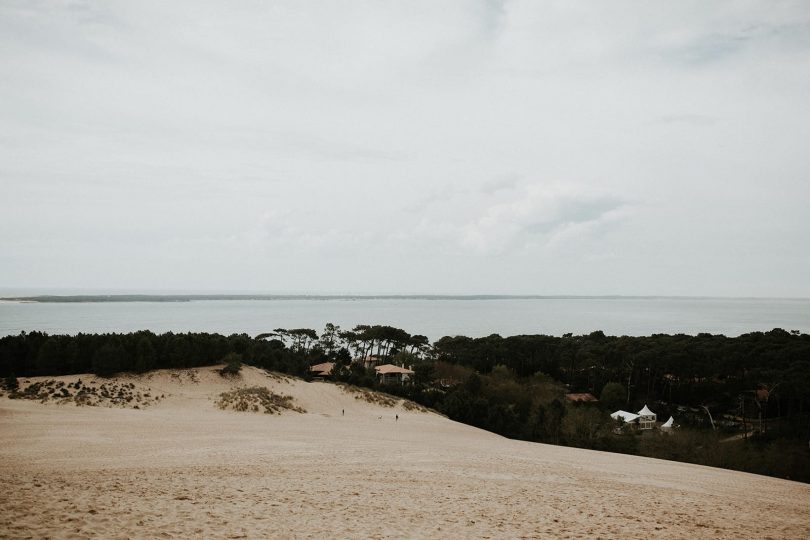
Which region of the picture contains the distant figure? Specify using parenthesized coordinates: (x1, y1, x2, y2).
(342, 409, 344, 416)
(395, 414, 398, 422)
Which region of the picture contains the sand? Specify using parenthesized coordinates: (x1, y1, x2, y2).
(1, 366, 808, 539)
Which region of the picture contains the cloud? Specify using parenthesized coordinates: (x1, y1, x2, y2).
(1, 1, 809, 295)
(248, 210, 380, 257)
(480, 174, 520, 194)
(459, 183, 630, 254)
(653, 114, 718, 127)
(652, 20, 810, 66)
(392, 182, 633, 258)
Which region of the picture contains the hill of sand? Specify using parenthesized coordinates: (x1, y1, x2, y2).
(1, 365, 808, 539)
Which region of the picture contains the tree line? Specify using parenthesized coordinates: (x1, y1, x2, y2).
(1, 325, 808, 482)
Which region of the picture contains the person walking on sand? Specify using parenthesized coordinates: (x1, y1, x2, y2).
(342, 409, 344, 416)
(395, 414, 398, 422)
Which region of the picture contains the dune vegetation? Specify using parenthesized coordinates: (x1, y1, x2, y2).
(1, 325, 809, 482)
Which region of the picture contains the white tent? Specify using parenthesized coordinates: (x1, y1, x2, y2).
(661, 416, 674, 430)
(638, 404, 655, 416)
(637, 404, 657, 430)
(610, 410, 639, 423)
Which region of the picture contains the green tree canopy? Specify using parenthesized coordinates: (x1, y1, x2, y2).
(599, 382, 626, 410)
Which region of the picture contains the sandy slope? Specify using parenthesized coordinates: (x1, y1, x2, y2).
(1, 366, 808, 539)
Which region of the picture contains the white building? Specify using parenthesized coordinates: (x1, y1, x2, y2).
(637, 404, 657, 430)
(610, 410, 640, 424)
(610, 405, 660, 431)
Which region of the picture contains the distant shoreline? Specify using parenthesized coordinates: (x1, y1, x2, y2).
(1, 294, 807, 303)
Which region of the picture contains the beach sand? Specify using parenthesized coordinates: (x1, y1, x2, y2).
(1, 366, 808, 539)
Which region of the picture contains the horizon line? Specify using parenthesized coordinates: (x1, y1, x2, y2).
(2, 293, 809, 303)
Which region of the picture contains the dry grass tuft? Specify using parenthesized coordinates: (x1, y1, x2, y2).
(7, 379, 159, 408)
(337, 384, 433, 413)
(168, 370, 200, 383)
(337, 384, 398, 407)
(264, 371, 297, 383)
(402, 400, 431, 413)
(216, 386, 306, 414)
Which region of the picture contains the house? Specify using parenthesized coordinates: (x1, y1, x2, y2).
(609, 410, 639, 433)
(565, 393, 598, 403)
(375, 364, 414, 385)
(610, 405, 658, 431)
(637, 404, 657, 430)
(610, 410, 640, 424)
(310, 362, 335, 379)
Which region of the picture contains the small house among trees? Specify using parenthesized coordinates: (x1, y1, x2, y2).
(565, 392, 598, 403)
(610, 410, 640, 425)
(310, 362, 335, 379)
(610, 404, 659, 431)
(375, 364, 414, 385)
(637, 404, 657, 430)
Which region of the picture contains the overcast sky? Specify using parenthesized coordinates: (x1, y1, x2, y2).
(2, 1, 809, 296)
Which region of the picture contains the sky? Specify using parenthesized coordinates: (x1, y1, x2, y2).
(1, 0, 809, 296)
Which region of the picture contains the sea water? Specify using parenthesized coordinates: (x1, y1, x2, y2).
(1, 297, 808, 339)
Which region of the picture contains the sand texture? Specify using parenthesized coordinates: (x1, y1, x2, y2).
(1, 366, 809, 539)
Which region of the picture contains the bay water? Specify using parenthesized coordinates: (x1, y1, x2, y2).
(1, 297, 808, 340)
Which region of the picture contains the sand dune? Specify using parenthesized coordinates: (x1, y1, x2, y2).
(1, 366, 808, 539)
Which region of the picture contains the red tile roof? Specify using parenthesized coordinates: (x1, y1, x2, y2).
(310, 362, 335, 375)
(565, 393, 598, 402)
(374, 364, 414, 375)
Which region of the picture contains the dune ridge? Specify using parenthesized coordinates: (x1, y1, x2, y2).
(1, 365, 808, 539)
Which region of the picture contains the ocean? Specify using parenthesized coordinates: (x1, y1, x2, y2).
(1, 297, 808, 340)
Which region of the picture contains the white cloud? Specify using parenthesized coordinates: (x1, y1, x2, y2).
(1, 1, 809, 295)
(406, 182, 632, 256)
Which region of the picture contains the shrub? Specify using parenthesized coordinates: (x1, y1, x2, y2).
(3, 373, 19, 391)
(215, 386, 305, 414)
(219, 353, 243, 376)
(599, 382, 626, 411)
